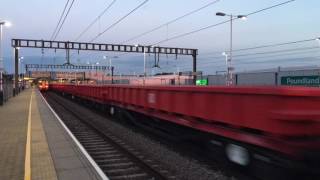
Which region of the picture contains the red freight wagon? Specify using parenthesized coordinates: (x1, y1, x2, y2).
(50, 83, 320, 174)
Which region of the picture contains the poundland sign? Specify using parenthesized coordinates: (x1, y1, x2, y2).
(281, 76, 320, 86)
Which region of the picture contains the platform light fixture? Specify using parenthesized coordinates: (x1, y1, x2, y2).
(237, 15, 247, 20)
(222, 52, 227, 56)
(3, 21, 12, 27)
(0, 20, 12, 27)
(216, 12, 226, 16)
(316, 37, 320, 47)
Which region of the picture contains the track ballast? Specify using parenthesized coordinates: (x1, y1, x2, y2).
(44, 92, 175, 180)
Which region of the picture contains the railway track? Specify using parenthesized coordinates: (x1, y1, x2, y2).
(43, 87, 319, 180)
(44, 92, 175, 180)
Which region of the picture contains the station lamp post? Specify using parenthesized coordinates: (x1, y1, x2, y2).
(135, 44, 147, 85)
(96, 61, 100, 82)
(221, 51, 233, 85)
(86, 61, 91, 82)
(18, 56, 24, 74)
(103, 55, 118, 84)
(0, 20, 11, 105)
(103, 55, 118, 73)
(216, 12, 246, 86)
(18, 56, 24, 86)
(135, 44, 155, 85)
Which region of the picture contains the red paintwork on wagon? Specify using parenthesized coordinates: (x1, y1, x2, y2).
(50, 84, 320, 157)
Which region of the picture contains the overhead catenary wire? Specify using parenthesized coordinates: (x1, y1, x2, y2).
(152, 42, 319, 73)
(116, 0, 221, 57)
(150, 0, 297, 46)
(201, 37, 318, 56)
(200, 45, 320, 59)
(176, 45, 320, 69)
(117, 51, 320, 74)
(74, 0, 117, 41)
(235, 50, 318, 65)
(69, 0, 117, 59)
(208, 55, 320, 70)
(230, 55, 320, 67)
(197, 49, 320, 66)
(52, 0, 75, 40)
(130, 0, 297, 73)
(198, 46, 320, 64)
(178, 54, 320, 72)
(50, 0, 70, 40)
(89, 0, 150, 43)
(120, 0, 221, 44)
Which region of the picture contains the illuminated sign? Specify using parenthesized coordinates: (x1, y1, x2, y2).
(196, 79, 208, 86)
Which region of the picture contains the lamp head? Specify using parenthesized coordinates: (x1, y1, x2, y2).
(216, 12, 226, 16)
(237, 15, 247, 20)
(0, 21, 12, 27)
(222, 52, 227, 56)
(4, 21, 12, 27)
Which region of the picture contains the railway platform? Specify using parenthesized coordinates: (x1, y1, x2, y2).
(0, 88, 105, 180)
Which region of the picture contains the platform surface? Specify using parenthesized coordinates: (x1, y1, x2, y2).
(0, 89, 29, 180)
(0, 88, 103, 180)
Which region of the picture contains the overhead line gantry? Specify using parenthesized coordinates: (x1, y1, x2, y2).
(11, 38, 198, 93)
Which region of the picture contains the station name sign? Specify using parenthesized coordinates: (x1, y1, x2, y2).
(281, 76, 320, 86)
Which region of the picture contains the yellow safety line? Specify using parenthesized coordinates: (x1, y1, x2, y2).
(24, 90, 33, 180)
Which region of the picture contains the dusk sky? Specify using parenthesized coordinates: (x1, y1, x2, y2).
(1, 0, 319, 74)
